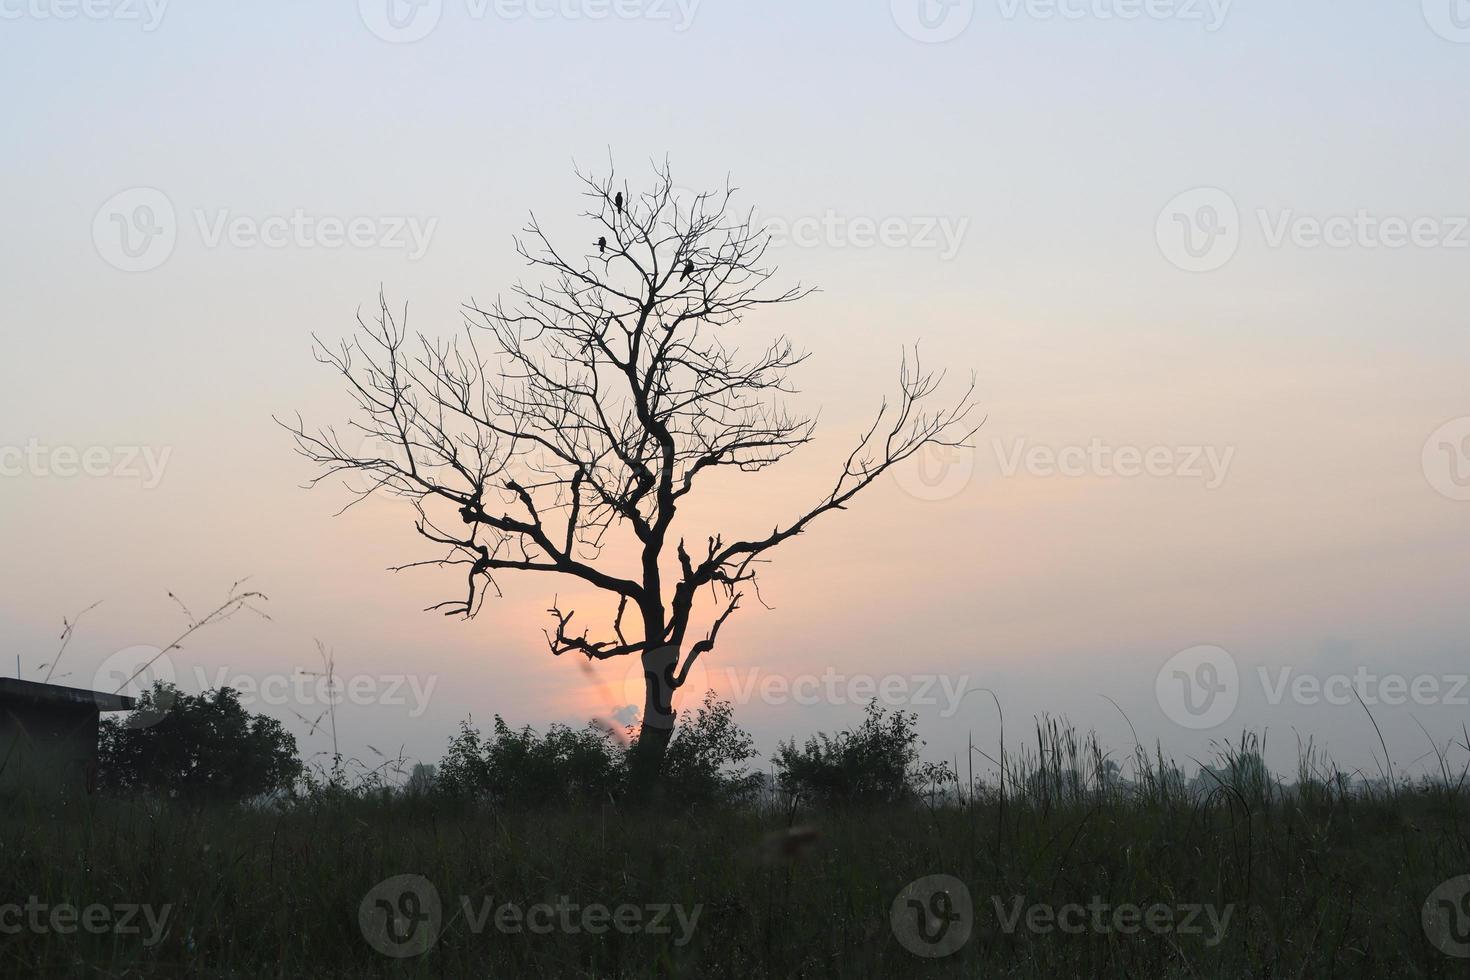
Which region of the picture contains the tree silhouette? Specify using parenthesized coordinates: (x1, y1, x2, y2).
(283, 162, 977, 790)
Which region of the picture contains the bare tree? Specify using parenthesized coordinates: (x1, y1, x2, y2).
(282, 162, 977, 789)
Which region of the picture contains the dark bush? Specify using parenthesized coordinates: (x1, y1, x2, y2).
(436, 716, 626, 804)
(773, 699, 953, 805)
(437, 691, 760, 806)
(658, 690, 762, 805)
(98, 682, 302, 802)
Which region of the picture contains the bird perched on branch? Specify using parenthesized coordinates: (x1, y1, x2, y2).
(597, 236, 607, 254)
(614, 191, 624, 213)
(682, 260, 694, 281)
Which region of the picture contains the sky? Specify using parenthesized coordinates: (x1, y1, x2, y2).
(2, 0, 1469, 783)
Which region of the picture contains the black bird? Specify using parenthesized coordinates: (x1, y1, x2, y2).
(597, 236, 607, 254)
(614, 191, 624, 213)
(682, 260, 694, 281)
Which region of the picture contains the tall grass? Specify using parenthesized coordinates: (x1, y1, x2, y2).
(4, 722, 1469, 978)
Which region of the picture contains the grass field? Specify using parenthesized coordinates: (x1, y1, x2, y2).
(5, 728, 1470, 979)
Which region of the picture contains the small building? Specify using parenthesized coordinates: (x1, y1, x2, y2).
(0, 679, 135, 795)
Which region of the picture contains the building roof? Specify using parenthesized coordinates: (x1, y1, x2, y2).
(0, 678, 136, 713)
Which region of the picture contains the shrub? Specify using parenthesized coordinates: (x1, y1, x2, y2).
(97, 682, 302, 802)
(773, 699, 953, 805)
(659, 691, 762, 805)
(438, 692, 760, 806)
(437, 716, 625, 805)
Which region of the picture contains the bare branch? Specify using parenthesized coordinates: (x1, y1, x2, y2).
(285, 161, 978, 729)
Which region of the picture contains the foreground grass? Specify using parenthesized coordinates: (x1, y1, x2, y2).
(3, 778, 1468, 979)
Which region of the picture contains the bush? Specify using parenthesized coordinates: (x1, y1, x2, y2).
(438, 692, 760, 806)
(97, 682, 302, 802)
(437, 716, 625, 805)
(773, 699, 953, 805)
(659, 691, 762, 805)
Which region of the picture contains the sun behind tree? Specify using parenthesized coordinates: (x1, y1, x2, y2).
(283, 161, 977, 793)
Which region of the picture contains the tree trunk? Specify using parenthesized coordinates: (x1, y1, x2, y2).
(628, 645, 678, 798)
